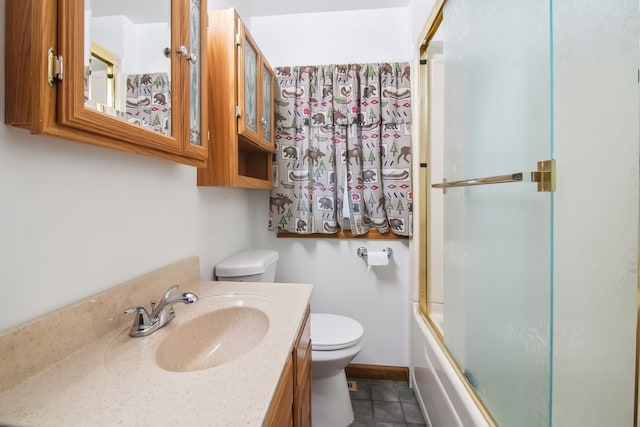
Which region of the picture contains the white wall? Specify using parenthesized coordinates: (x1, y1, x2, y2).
(209, 2, 252, 26)
(409, 0, 437, 52)
(251, 8, 412, 66)
(250, 9, 413, 366)
(0, 3, 255, 331)
(2, 2, 419, 369)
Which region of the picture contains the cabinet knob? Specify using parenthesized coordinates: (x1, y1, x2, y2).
(260, 117, 267, 126)
(176, 46, 198, 64)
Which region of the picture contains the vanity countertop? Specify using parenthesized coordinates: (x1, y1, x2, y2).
(0, 278, 312, 426)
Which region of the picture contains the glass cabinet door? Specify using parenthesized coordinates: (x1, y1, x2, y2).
(189, 0, 201, 146)
(237, 24, 273, 149)
(67, 0, 180, 153)
(55, 0, 207, 163)
(243, 36, 258, 134)
(183, 0, 208, 159)
(261, 64, 273, 144)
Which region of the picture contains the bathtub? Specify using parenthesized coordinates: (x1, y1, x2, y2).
(410, 303, 490, 426)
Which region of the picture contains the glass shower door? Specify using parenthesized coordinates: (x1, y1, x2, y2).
(440, 1, 553, 425)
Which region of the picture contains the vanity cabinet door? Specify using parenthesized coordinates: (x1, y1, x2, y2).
(5, 0, 207, 167)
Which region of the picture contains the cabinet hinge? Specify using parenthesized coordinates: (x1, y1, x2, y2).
(47, 48, 63, 86)
(207, 130, 211, 141)
(235, 105, 241, 117)
(235, 33, 242, 46)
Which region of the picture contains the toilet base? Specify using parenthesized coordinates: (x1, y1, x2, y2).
(311, 369, 354, 427)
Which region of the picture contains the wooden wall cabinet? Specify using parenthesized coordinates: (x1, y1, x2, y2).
(5, 0, 208, 167)
(197, 8, 275, 189)
(264, 306, 312, 427)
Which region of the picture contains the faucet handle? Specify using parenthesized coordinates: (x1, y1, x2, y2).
(124, 306, 152, 326)
(124, 306, 155, 337)
(162, 284, 180, 301)
(124, 306, 146, 315)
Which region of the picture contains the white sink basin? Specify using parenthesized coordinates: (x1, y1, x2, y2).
(156, 306, 269, 372)
(104, 293, 284, 376)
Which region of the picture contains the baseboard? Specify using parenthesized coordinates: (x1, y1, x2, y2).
(345, 364, 409, 382)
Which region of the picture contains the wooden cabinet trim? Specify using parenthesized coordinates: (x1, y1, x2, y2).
(277, 229, 409, 240)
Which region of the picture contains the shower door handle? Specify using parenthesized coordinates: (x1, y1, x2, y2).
(432, 159, 556, 194)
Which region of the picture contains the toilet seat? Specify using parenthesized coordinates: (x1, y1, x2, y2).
(310, 313, 364, 351)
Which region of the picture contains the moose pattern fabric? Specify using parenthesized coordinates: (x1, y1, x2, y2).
(125, 73, 171, 135)
(269, 63, 412, 236)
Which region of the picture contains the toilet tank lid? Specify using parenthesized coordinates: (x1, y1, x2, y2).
(215, 249, 279, 277)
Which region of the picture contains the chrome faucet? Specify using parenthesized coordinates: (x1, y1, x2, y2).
(124, 284, 198, 337)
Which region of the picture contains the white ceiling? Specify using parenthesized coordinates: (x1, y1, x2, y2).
(247, 0, 411, 17)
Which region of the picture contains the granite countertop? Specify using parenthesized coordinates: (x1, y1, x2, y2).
(0, 279, 312, 426)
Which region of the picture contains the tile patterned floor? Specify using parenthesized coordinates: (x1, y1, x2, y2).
(347, 378, 427, 427)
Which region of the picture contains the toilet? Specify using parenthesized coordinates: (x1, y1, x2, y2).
(215, 249, 365, 427)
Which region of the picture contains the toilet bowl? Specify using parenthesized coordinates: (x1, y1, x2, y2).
(215, 249, 365, 427)
(310, 313, 364, 427)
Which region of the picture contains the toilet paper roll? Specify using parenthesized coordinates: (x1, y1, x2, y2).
(367, 250, 389, 271)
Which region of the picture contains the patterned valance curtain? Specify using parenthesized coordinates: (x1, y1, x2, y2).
(269, 63, 412, 236)
(125, 73, 171, 135)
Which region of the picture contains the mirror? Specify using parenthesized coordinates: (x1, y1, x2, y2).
(87, 42, 118, 113)
(84, 0, 172, 136)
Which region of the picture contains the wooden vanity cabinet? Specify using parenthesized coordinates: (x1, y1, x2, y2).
(197, 8, 275, 189)
(265, 356, 294, 427)
(5, 0, 208, 167)
(293, 307, 312, 427)
(265, 306, 311, 427)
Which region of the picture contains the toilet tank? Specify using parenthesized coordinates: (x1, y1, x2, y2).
(215, 249, 279, 282)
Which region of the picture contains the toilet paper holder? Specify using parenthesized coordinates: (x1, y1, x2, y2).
(356, 247, 393, 259)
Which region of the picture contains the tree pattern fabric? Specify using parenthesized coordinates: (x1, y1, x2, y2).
(125, 73, 171, 136)
(269, 63, 412, 236)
